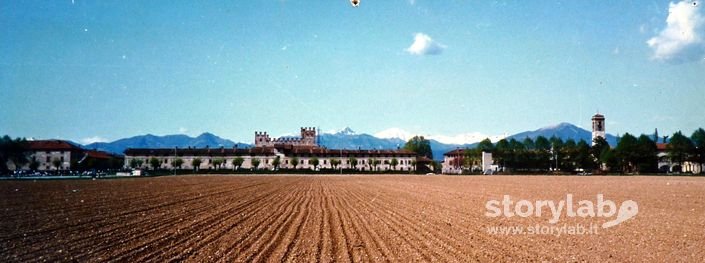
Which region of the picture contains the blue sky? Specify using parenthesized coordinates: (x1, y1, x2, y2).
(1, 1, 704, 144)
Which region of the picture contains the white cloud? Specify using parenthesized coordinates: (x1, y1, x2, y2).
(80, 136, 108, 145)
(374, 128, 504, 145)
(647, 1, 705, 63)
(405, 33, 445, 55)
(178, 127, 189, 134)
(374, 128, 414, 141)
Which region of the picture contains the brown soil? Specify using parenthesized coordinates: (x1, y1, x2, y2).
(1, 175, 703, 262)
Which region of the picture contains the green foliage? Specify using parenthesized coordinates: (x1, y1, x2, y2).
(404, 136, 433, 160)
(290, 157, 299, 169)
(330, 159, 340, 169)
(635, 135, 658, 173)
(173, 158, 184, 169)
(192, 158, 202, 171)
(615, 133, 639, 173)
(310, 158, 319, 169)
(591, 136, 610, 164)
(575, 140, 595, 171)
(213, 158, 225, 170)
(29, 159, 40, 170)
(232, 157, 244, 170)
(272, 156, 281, 170)
(129, 159, 139, 169)
(149, 157, 161, 170)
(0, 135, 29, 172)
(251, 158, 261, 170)
(391, 158, 398, 170)
(477, 138, 494, 153)
(691, 128, 705, 173)
(52, 158, 62, 170)
(600, 148, 620, 173)
(667, 131, 695, 165)
(349, 158, 358, 169)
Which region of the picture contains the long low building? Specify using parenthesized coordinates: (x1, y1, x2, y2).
(5, 140, 123, 171)
(124, 128, 418, 172)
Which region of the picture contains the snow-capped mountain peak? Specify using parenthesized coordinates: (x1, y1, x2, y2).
(374, 128, 414, 141)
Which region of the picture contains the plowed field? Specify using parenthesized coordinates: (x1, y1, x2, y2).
(1, 175, 703, 262)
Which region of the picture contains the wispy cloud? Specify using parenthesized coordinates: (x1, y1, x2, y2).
(647, 0, 705, 63)
(80, 136, 108, 145)
(405, 33, 446, 55)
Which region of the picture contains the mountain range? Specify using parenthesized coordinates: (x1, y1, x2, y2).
(83, 123, 618, 161)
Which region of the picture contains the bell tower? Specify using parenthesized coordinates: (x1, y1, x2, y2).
(591, 113, 605, 145)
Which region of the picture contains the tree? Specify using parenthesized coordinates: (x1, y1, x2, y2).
(374, 159, 382, 172)
(600, 148, 620, 173)
(534, 136, 552, 171)
(494, 139, 511, 171)
(232, 157, 244, 170)
(52, 158, 62, 171)
(29, 159, 40, 171)
(404, 136, 433, 160)
(173, 158, 184, 170)
(477, 138, 494, 153)
(464, 148, 481, 171)
(349, 157, 358, 170)
(691, 128, 705, 174)
(290, 157, 299, 169)
(560, 139, 578, 172)
(575, 140, 594, 171)
(391, 158, 398, 171)
(330, 159, 340, 170)
(272, 156, 281, 170)
(615, 133, 639, 173)
(367, 158, 374, 171)
(213, 158, 225, 170)
(149, 157, 161, 171)
(591, 136, 610, 166)
(136, 159, 144, 168)
(509, 138, 526, 170)
(668, 131, 695, 170)
(0, 136, 29, 172)
(192, 158, 202, 172)
(129, 159, 140, 169)
(310, 158, 319, 170)
(635, 135, 658, 173)
(251, 158, 261, 170)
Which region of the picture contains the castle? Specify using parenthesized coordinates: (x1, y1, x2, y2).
(124, 127, 418, 172)
(255, 127, 317, 147)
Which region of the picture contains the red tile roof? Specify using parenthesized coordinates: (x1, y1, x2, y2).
(27, 140, 82, 151)
(85, 150, 117, 159)
(443, 148, 467, 156)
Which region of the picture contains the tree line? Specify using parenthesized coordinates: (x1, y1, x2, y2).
(457, 128, 705, 174)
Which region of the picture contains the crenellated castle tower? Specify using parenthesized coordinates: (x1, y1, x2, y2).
(254, 127, 318, 147)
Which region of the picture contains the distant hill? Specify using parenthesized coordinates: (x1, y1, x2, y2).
(83, 123, 618, 160)
(507, 122, 618, 146)
(84, 133, 250, 155)
(318, 128, 406, 150)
